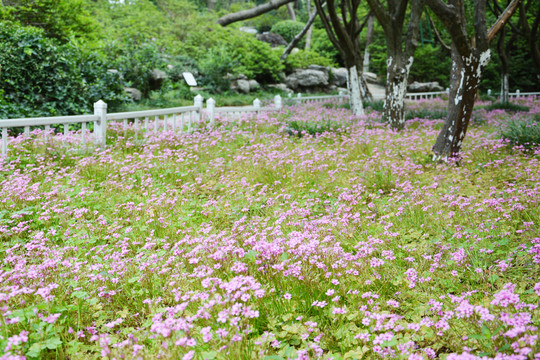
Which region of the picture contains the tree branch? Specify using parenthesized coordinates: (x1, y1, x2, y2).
(428, 12, 451, 51)
(216, 0, 296, 26)
(487, 0, 520, 41)
(281, 8, 319, 61)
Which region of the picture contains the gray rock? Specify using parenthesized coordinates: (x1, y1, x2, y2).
(364, 72, 379, 84)
(257, 32, 287, 47)
(124, 87, 142, 102)
(407, 81, 444, 92)
(268, 83, 293, 93)
(235, 79, 251, 94)
(330, 68, 348, 87)
(308, 65, 329, 76)
(286, 69, 329, 90)
(239, 26, 258, 35)
(149, 69, 167, 90)
(248, 79, 260, 92)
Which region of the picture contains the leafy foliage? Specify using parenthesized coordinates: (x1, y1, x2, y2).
(0, 0, 98, 42)
(0, 23, 126, 118)
(500, 114, 540, 149)
(285, 49, 336, 71)
(271, 20, 306, 44)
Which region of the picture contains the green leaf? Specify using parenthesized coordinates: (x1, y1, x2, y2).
(44, 337, 62, 349)
(27, 342, 44, 358)
(201, 351, 218, 359)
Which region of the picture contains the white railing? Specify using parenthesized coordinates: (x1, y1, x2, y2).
(1, 95, 284, 157)
(285, 90, 450, 103)
(486, 89, 540, 98)
(286, 92, 348, 103)
(405, 90, 449, 100)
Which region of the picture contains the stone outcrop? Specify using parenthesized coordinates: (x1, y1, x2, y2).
(257, 32, 287, 47)
(285, 68, 329, 91)
(407, 81, 444, 92)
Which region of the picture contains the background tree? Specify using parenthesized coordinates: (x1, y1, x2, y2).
(313, 0, 372, 115)
(426, 0, 519, 160)
(365, 0, 424, 129)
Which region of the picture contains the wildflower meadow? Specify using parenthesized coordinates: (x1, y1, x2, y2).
(1, 97, 539, 360)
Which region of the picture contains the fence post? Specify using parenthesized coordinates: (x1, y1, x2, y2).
(274, 95, 282, 109)
(487, 89, 492, 96)
(94, 100, 107, 149)
(194, 94, 204, 122)
(207, 98, 215, 127)
(516, 89, 520, 98)
(1, 127, 7, 157)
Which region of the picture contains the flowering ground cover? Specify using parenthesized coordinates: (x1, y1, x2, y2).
(1, 97, 539, 360)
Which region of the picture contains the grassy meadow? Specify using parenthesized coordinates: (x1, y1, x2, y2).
(0, 97, 539, 359)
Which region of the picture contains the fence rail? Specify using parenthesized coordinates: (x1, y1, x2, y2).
(1, 95, 283, 157)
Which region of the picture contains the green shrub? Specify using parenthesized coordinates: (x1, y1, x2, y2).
(484, 102, 530, 112)
(230, 34, 284, 83)
(364, 100, 385, 112)
(409, 44, 451, 88)
(199, 46, 240, 92)
(271, 20, 306, 44)
(405, 108, 447, 120)
(0, 23, 126, 118)
(106, 41, 165, 98)
(500, 115, 540, 150)
(179, 27, 283, 84)
(311, 28, 341, 64)
(284, 119, 347, 137)
(285, 49, 335, 70)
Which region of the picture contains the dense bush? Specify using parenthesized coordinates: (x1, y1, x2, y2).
(199, 46, 241, 92)
(409, 44, 451, 88)
(0, 24, 126, 118)
(311, 28, 341, 65)
(271, 20, 306, 44)
(483, 102, 530, 112)
(285, 49, 335, 71)
(105, 41, 165, 98)
(500, 114, 540, 150)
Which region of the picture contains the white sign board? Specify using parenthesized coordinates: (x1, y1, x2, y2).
(182, 72, 197, 87)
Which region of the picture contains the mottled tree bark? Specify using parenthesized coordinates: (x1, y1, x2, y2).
(432, 45, 491, 159)
(366, 0, 423, 130)
(426, 0, 519, 160)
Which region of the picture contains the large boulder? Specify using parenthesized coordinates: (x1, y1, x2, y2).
(257, 32, 287, 47)
(268, 83, 293, 93)
(235, 79, 251, 94)
(407, 81, 444, 92)
(330, 68, 348, 87)
(286, 69, 329, 91)
(124, 87, 142, 101)
(364, 71, 379, 84)
(248, 79, 260, 92)
(149, 69, 167, 90)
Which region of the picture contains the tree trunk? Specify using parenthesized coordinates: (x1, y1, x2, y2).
(363, 15, 375, 72)
(497, 28, 509, 103)
(384, 55, 413, 129)
(286, 3, 296, 20)
(304, 0, 313, 49)
(281, 10, 318, 61)
(432, 47, 491, 160)
(207, 0, 217, 10)
(347, 66, 365, 116)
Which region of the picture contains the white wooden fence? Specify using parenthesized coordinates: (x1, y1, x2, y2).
(1, 95, 283, 157)
(487, 89, 540, 98)
(286, 90, 450, 103)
